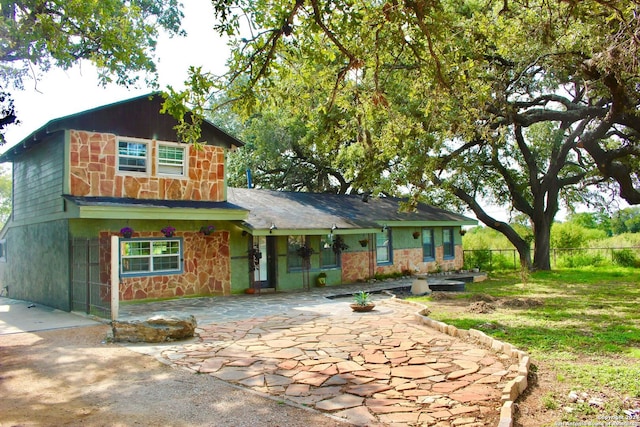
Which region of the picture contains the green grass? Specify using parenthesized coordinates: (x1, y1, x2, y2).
(409, 266, 640, 403)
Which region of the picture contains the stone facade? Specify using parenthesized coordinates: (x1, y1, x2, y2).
(341, 251, 374, 283)
(341, 245, 464, 282)
(99, 231, 231, 301)
(435, 246, 465, 272)
(69, 130, 226, 201)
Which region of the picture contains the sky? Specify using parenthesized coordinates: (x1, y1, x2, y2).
(2, 0, 228, 149)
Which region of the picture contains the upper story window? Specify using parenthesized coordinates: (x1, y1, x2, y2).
(422, 228, 435, 261)
(376, 227, 392, 265)
(443, 227, 455, 259)
(157, 143, 187, 176)
(118, 140, 148, 173)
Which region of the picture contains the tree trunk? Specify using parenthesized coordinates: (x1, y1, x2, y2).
(512, 237, 532, 271)
(531, 214, 552, 271)
(531, 209, 557, 271)
(446, 182, 533, 270)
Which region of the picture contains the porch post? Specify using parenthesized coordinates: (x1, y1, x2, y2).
(110, 235, 120, 321)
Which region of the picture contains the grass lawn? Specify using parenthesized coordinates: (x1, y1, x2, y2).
(408, 266, 640, 425)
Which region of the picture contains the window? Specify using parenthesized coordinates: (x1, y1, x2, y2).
(158, 144, 186, 176)
(0, 239, 6, 262)
(118, 140, 148, 173)
(320, 235, 338, 268)
(287, 235, 306, 271)
(422, 228, 435, 261)
(376, 228, 392, 264)
(120, 238, 182, 276)
(443, 228, 455, 259)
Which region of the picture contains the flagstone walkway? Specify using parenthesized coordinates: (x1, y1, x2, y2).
(153, 298, 517, 426)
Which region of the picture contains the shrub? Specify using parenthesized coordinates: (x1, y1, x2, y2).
(556, 252, 607, 268)
(463, 249, 491, 270)
(612, 249, 639, 267)
(491, 252, 518, 271)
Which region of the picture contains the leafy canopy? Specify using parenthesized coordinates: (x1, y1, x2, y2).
(169, 0, 640, 270)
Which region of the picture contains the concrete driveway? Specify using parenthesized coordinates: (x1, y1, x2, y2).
(0, 297, 101, 335)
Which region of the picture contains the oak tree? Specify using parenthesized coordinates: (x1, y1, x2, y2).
(171, 0, 640, 270)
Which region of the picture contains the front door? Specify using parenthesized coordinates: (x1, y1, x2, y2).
(253, 236, 276, 289)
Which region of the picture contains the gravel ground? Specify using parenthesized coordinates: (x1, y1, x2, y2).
(0, 325, 352, 427)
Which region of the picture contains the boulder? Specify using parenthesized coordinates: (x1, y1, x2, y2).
(111, 312, 197, 343)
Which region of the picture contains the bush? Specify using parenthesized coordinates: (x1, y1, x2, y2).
(555, 252, 608, 268)
(551, 222, 608, 249)
(612, 249, 639, 267)
(491, 253, 518, 271)
(464, 249, 491, 270)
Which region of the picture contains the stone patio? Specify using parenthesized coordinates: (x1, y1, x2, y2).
(152, 298, 519, 426)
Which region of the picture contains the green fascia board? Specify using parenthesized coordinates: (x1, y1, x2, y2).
(247, 227, 381, 237)
(75, 206, 248, 221)
(381, 220, 477, 227)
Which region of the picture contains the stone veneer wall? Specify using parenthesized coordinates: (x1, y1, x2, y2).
(69, 130, 226, 201)
(99, 231, 231, 301)
(341, 251, 373, 283)
(434, 246, 464, 271)
(341, 245, 464, 283)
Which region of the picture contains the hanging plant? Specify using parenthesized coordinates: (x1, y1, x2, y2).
(200, 225, 215, 235)
(359, 238, 369, 247)
(120, 227, 134, 238)
(412, 231, 420, 239)
(332, 236, 349, 255)
(248, 245, 262, 271)
(161, 225, 176, 238)
(296, 244, 314, 260)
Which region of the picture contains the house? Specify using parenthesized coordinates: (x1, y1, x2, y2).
(0, 93, 476, 315)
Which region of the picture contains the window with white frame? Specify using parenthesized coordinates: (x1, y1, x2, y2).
(118, 140, 148, 173)
(120, 238, 182, 276)
(376, 228, 392, 264)
(443, 227, 455, 259)
(157, 143, 187, 176)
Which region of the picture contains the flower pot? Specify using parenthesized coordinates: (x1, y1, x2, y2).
(200, 226, 215, 235)
(359, 240, 368, 247)
(350, 303, 375, 312)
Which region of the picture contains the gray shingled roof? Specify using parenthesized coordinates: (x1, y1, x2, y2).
(227, 188, 476, 234)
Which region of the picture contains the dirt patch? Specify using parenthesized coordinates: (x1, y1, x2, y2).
(500, 297, 544, 309)
(469, 293, 497, 303)
(429, 291, 460, 301)
(0, 325, 350, 427)
(467, 301, 496, 313)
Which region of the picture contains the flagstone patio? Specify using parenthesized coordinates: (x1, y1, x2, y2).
(155, 299, 519, 426)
